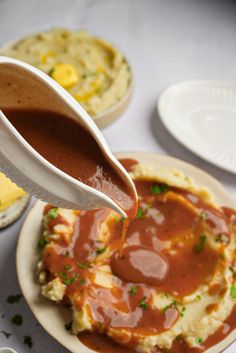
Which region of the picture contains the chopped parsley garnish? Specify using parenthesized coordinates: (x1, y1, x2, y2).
(11, 314, 23, 326)
(0, 330, 12, 338)
(195, 337, 203, 345)
(180, 307, 186, 317)
(215, 233, 229, 245)
(129, 285, 137, 296)
(150, 184, 169, 195)
(139, 297, 149, 310)
(48, 67, 55, 76)
(65, 321, 73, 331)
(7, 294, 22, 304)
(64, 275, 78, 286)
(196, 294, 202, 301)
(230, 285, 236, 299)
(24, 335, 33, 348)
(96, 247, 107, 255)
(48, 207, 58, 219)
(136, 207, 144, 219)
(58, 271, 78, 286)
(38, 237, 49, 250)
(78, 262, 87, 269)
(199, 211, 207, 221)
(79, 278, 86, 285)
(193, 234, 207, 253)
(163, 300, 178, 312)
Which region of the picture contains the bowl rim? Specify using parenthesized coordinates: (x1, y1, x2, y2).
(16, 151, 236, 353)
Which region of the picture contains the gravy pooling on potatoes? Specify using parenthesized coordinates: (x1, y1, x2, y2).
(39, 161, 236, 352)
(4, 109, 137, 219)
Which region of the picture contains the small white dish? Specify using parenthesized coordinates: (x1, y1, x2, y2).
(0, 194, 30, 229)
(16, 152, 236, 353)
(157, 81, 236, 174)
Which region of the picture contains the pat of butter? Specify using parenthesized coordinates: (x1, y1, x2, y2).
(0, 173, 26, 211)
(51, 63, 79, 88)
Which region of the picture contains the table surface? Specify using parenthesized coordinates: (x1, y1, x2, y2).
(0, 0, 236, 352)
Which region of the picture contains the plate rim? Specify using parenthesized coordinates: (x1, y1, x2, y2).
(157, 80, 236, 175)
(16, 151, 236, 353)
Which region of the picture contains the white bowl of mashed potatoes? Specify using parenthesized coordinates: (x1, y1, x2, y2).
(0, 28, 133, 128)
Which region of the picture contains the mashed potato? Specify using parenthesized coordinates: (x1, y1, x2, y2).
(37, 163, 236, 352)
(1, 28, 131, 116)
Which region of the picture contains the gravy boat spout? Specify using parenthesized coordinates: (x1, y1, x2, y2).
(0, 56, 137, 217)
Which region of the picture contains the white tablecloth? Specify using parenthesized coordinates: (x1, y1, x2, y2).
(0, 0, 235, 352)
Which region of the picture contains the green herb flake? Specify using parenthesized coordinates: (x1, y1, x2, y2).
(7, 294, 22, 304)
(136, 207, 144, 219)
(162, 300, 178, 312)
(96, 247, 107, 255)
(129, 285, 137, 296)
(58, 271, 78, 286)
(38, 237, 49, 250)
(78, 262, 87, 269)
(11, 314, 23, 326)
(230, 285, 236, 299)
(162, 304, 170, 312)
(65, 321, 72, 331)
(193, 234, 207, 253)
(150, 184, 169, 195)
(139, 297, 149, 310)
(24, 335, 33, 348)
(199, 211, 207, 221)
(215, 233, 229, 245)
(48, 67, 55, 76)
(172, 300, 178, 307)
(64, 274, 78, 286)
(0, 330, 12, 338)
(195, 337, 203, 345)
(196, 294, 202, 301)
(79, 278, 86, 286)
(180, 307, 186, 317)
(48, 207, 58, 219)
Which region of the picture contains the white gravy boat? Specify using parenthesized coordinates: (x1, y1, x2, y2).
(0, 56, 137, 217)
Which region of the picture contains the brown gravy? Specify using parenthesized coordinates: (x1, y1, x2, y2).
(41, 168, 236, 353)
(3, 109, 137, 219)
(79, 302, 236, 353)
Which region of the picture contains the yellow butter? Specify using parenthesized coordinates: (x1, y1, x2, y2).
(51, 63, 79, 88)
(0, 173, 26, 211)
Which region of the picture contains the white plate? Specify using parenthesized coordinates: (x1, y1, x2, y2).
(16, 152, 236, 353)
(157, 81, 236, 174)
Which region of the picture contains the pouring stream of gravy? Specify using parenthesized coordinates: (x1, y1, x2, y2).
(3, 108, 137, 249)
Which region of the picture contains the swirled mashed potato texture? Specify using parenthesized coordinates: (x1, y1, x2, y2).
(1, 29, 131, 116)
(37, 163, 236, 352)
